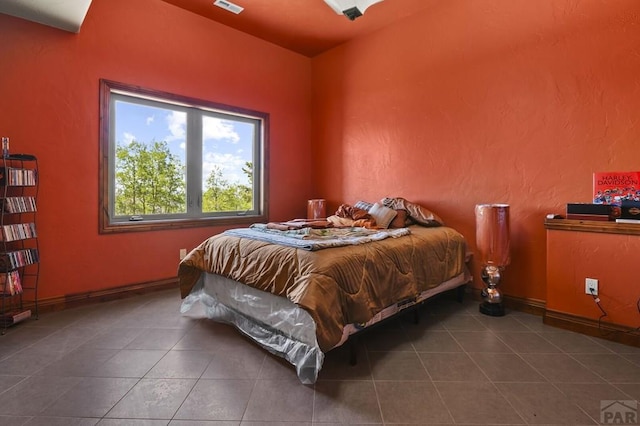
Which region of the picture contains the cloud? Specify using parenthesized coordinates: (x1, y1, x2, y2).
(122, 132, 136, 145)
(163, 113, 239, 144)
(146, 115, 154, 125)
(203, 151, 249, 184)
(165, 111, 186, 142)
(203, 116, 240, 143)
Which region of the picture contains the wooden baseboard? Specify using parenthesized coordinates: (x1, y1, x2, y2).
(470, 290, 640, 347)
(469, 288, 546, 316)
(23, 277, 179, 314)
(544, 309, 640, 348)
(503, 294, 546, 316)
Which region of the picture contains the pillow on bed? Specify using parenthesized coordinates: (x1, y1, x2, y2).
(368, 203, 398, 229)
(381, 197, 444, 227)
(335, 204, 370, 221)
(389, 209, 408, 228)
(354, 200, 373, 211)
(408, 204, 443, 227)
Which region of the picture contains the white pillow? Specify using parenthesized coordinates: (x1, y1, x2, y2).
(368, 202, 398, 229)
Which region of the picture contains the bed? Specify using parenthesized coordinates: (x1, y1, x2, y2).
(178, 199, 470, 384)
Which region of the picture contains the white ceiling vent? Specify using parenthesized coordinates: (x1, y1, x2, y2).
(213, 0, 243, 15)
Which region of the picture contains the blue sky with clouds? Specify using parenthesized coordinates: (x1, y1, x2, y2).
(114, 100, 254, 186)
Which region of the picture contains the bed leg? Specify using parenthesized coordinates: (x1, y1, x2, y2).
(456, 285, 465, 303)
(349, 339, 358, 366)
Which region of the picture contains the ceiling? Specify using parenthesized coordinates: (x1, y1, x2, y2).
(160, 0, 433, 57)
(0, 0, 432, 57)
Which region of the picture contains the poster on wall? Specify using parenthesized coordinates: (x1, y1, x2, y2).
(593, 171, 640, 205)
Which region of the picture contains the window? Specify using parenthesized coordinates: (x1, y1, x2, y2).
(99, 79, 269, 233)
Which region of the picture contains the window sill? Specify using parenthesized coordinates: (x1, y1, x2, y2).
(99, 215, 265, 234)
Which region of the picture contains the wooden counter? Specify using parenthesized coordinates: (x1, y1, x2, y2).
(545, 218, 640, 235)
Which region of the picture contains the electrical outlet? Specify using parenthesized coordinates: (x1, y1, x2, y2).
(179, 248, 187, 260)
(585, 278, 598, 296)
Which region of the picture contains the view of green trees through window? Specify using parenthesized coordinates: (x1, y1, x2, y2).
(202, 162, 253, 213)
(115, 140, 184, 215)
(114, 140, 254, 216)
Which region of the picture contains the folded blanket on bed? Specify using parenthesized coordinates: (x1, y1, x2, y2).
(276, 219, 333, 229)
(223, 225, 411, 251)
(330, 204, 377, 228)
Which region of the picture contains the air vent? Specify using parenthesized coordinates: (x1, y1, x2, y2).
(214, 0, 244, 14)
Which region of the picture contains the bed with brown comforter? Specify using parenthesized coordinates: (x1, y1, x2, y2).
(178, 224, 469, 383)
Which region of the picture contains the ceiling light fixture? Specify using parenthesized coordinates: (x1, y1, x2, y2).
(323, 0, 384, 20)
(213, 0, 244, 15)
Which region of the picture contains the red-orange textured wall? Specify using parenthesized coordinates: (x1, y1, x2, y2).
(0, 0, 313, 299)
(312, 0, 640, 305)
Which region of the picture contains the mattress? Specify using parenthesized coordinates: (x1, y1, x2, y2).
(181, 268, 470, 383)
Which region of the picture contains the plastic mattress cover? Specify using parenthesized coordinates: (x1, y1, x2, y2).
(180, 274, 324, 384)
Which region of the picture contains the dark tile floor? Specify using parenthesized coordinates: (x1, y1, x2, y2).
(1, 289, 639, 425)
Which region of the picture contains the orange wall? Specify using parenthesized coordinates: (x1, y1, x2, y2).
(312, 0, 640, 303)
(547, 229, 640, 327)
(0, 0, 313, 299)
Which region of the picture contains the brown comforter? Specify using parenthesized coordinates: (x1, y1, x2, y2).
(178, 225, 467, 352)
